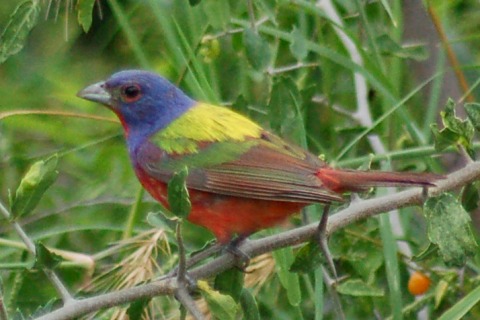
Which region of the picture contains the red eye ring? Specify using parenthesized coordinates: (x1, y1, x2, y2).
(121, 84, 142, 103)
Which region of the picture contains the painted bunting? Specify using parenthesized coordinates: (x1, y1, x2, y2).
(77, 70, 441, 244)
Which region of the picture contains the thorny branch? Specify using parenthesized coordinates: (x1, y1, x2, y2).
(35, 160, 480, 320)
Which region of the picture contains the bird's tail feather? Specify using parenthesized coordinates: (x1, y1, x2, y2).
(316, 167, 444, 193)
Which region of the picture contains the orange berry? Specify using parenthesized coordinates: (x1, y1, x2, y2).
(408, 271, 431, 295)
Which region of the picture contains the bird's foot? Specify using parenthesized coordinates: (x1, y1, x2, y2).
(165, 241, 223, 278)
(225, 235, 251, 272)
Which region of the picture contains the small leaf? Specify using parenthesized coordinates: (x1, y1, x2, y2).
(11, 155, 58, 219)
(146, 211, 175, 231)
(34, 243, 63, 270)
(272, 247, 301, 306)
(214, 268, 244, 301)
(442, 100, 473, 135)
(198, 280, 238, 320)
(430, 124, 460, 151)
(76, 0, 96, 32)
(31, 299, 58, 318)
(437, 283, 480, 320)
(336, 279, 384, 297)
(188, 0, 202, 6)
(240, 289, 260, 320)
(290, 241, 323, 273)
(379, 0, 397, 27)
(167, 167, 191, 219)
(12, 310, 26, 320)
(461, 182, 480, 212)
(127, 298, 150, 320)
(376, 34, 427, 61)
(243, 28, 271, 71)
(423, 193, 478, 267)
(431, 99, 475, 157)
(268, 77, 304, 144)
(413, 242, 439, 262)
(464, 102, 480, 131)
(202, 0, 230, 30)
(289, 26, 308, 61)
(0, 0, 40, 64)
(435, 278, 451, 309)
(232, 94, 250, 117)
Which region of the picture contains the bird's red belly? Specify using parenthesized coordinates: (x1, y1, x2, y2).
(135, 167, 306, 243)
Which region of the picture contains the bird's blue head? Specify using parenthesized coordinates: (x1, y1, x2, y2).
(77, 70, 195, 146)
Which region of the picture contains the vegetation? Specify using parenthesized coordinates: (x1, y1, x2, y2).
(1, 0, 480, 319)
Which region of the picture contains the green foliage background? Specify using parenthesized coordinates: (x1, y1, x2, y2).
(1, 0, 480, 319)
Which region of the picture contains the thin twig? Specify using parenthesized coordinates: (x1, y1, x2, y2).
(35, 160, 480, 320)
(176, 222, 187, 283)
(317, 205, 338, 279)
(247, 0, 256, 31)
(322, 268, 345, 320)
(427, 3, 474, 102)
(0, 294, 8, 320)
(175, 286, 204, 320)
(174, 221, 204, 319)
(0, 201, 74, 304)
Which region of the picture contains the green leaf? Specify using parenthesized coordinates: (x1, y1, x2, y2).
(76, 0, 96, 32)
(461, 182, 480, 212)
(440, 99, 473, 137)
(198, 280, 238, 320)
(10, 155, 59, 219)
(31, 299, 58, 318)
(272, 247, 301, 306)
(290, 241, 323, 273)
(430, 124, 460, 151)
(438, 284, 480, 320)
(214, 268, 244, 301)
(289, 26, 308, 60)
(379, 0, 396, 27)
(431, 99, 475, 157)
(34, 243, 63, 270)
(203, 0, 230, 30)
(413, 242, 439, 262)
(127, 298, 150, 319)
(268, 77, 304, 144)
(336, 279, 384, 297)
(189, 0, 202, 6)
(146, 211, 175, 231)
(243, 28, 271, 71)
(232, 94, 250, 117)
(464, 102, 480, 131)
(167, 167, 191, 219)
(423, 193, 478, 267)
(435, 278, 452, 309)
(12, 310, 26, 320)
(240, 289, 260, 320)
(0, 0, 40, 64)
(376, 34, 428, 61)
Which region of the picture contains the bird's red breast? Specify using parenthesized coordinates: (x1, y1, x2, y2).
(135, 164, 306, 243)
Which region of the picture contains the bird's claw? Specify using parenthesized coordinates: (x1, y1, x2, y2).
(225, 236, 251, 272)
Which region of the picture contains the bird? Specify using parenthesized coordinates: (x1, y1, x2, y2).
(77, 70, 442, 245)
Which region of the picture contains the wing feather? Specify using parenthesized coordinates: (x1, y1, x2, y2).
(137, 133, 344, 203)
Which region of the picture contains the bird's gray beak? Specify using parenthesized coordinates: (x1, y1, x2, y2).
(77, 81, 111, 106)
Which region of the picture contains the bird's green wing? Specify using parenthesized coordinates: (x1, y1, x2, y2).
(139, 103, 343, 203)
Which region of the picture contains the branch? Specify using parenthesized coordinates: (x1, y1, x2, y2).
(36, 161, 480, 320)
(0, 202, 74, 304)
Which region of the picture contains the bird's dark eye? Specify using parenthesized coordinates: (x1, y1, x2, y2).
(121, 84, 142, 102)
